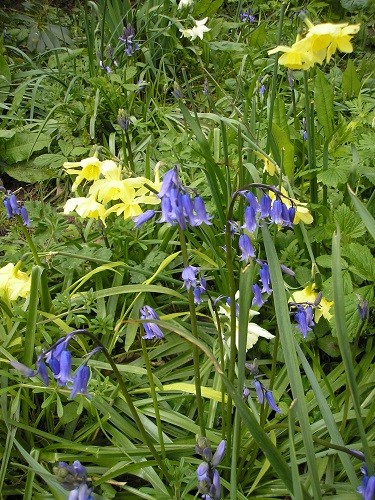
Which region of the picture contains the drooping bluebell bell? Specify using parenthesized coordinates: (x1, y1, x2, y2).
(260, 192, 271, 218)
(53, 460, 93, 500)
(133, 209, 156, 228)
(301, 118, 308, 141)
(119, 24, 139, 56)
(140, 305, 164, 340)
(157, 167, 211, 230)
(358, 463, 375, 500)
(245, 360, 282, 413)
(258, 262, 272, 295)
(243, 205, 257, 233)
(252, 283, 265, 307)
(2, 191, 30, 226)
(117, 109, 130, 131)
(270, 199, 284, 225)
(182, 265, 200, 290)
(294, 304, 314, 338)
(357, 297, 369, 321)
(11, 330, 101, 399)
(239, 8, 256, 23)
(196, 437, 225, 500)
(238, 233, 255, 262)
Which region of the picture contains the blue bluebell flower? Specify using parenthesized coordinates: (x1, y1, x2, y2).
(117, 109, 130, 131)
(11, 331, 101, 398)
(54, 460, 93, 499)
(194, 277, 207, 305)
(69, 364, 91, 399)
(3, 191, 30, 226)
(243, 205, 257, 233)
(196, 437, 225, 500)
(133, 209, 155, 228)
(294, 304, 314, 338)
(140, 305, 164, 340)
(253, 379, 264, 404)
(265, 389, 282, 413)
(158, 168, 211, 229)
(270, 199, 284, 225)
(119, 24, 139, 56)
(252, 283, 265, 307)
(239, 233, 255, 262)
(182, 265, 200, 290)
(240, 8, 256, 23)
(358, 463, 375, 500)
(260, 193, 271, 218)
(259, 262, 272, 295)
(301, 118, 308, 141)
(357, 298, 369, 321)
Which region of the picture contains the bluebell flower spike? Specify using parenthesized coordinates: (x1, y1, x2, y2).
(239, 233, 255, 262)
(140, 305, 164, 340)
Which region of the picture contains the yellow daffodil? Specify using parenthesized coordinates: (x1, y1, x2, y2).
(306, 23, 360, 62)
(290, 283, 333, 321)
(180, 18, 210, 41)
(64, 196, 107, 224)
(0, 263, 31, 301)
(63, 157, 102, 191)
(268, 20, 360, 69)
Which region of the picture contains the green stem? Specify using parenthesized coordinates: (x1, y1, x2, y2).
(141, 338, 166, 460)
(72, 330, 173, 484)
(178, 228, 206, 436)
(303, 71, 318, 207)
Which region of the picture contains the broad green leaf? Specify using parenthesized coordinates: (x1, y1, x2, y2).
(248, 23, 267, 48)
(317, 164, 349, 187)
(342, 59, 361, 98)
(340, 0, 369, 11)
(159, 383, 227, 402)
(314, 68, 334, 138)
(209, 41, 245, 52)
(342, 242, 375, 281)
(271, 123, 294, 178)
(333, 204, 366, 241)
(2, 132, 50, 163)
(0, 53, 11, 104)
(193, 0, 224, 17)
(4, 159, 59, 183)
(348, 187, 375, 241)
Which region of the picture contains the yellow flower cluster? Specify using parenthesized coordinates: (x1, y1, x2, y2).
(0, 263, 31, 302)
(63, 157, 160, 225)
(268, 21, 360, 70)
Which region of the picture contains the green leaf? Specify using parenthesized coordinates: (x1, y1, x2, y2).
(342, 242, 375, 281)
(342, 59, 361, 98)
(208, 41, 245, 52)
(317, 164, 349, 187)
(0, 53, 11, 104)
(248, 23, 267, 48)
(193, 0, 224, 17)
(271, 97, 294, 177)
(348, 187, 375, 242)
(340, 0, 369, 11)
(4, 159, 58, 183)
(314, 68, 334, 138)
(333, 204, 366, 241)
(2, 131, 50, 163)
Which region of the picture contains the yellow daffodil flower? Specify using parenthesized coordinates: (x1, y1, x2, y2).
(64, 196, 107, 224)
(268, 20, 360, 69)
(0, 263, 31, 301)
(306, 23, 360, 62)
(63, 157, 102, 191)
(290, 283, 333, 321)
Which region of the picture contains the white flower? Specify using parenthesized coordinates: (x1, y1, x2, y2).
(178, 0, 194, 8)
(218, 292, 274, 350)
(180, 18, 210, 41)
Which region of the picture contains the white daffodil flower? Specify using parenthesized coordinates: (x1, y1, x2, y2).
(180, 18, 210, 41)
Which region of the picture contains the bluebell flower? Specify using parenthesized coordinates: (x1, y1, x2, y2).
(265, 390, 282, 413)
(252, 283, 265, 307)
(55, 349, 73, 386)
(3, 191, 30, 226)
(253, 379, 264, 404)
(158, 168, 211, 229)
(69, 364, 91, 399)
(133, 210, 155, 228)
(243, 191, 260, 212)
(301, 118, 308, 141)
(240, 8, 256, 23)
(54, 460, 93, 500)
(117, 109, 130, 131)
(196, 438, 225, 500)
(243, 205, 257, 233)
(182, 265, 200, 290)
(203, 79, 209, 96)
(294, 304, 314, 338)
(140, 305, 164, 340)
(119, 24, 139, 56)
(358, 464, 375, 500)
(239, 233, 255, 262)
(357, 298, 369, 321)
(259, 83, 266, 96)
(260, 193, 271, 218)
(194, 278, 207, 305)
(270, 199, 284, 225)
(193, 196, 212, 225)
(259, 262, 272, 294)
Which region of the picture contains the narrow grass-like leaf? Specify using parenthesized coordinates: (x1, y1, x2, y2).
(348, 186, 375, 242)
(262, 225, 322, 499)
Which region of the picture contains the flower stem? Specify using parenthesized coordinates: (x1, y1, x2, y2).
(178, 227, 206, 436)
(141, 338, 166, 459)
